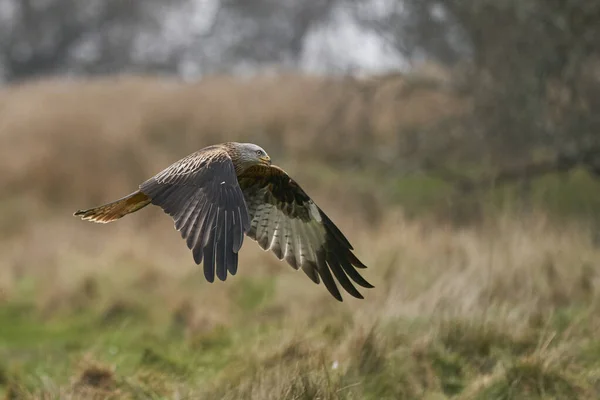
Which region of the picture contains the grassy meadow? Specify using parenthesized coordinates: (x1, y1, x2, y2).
(1, 72, 600, 399)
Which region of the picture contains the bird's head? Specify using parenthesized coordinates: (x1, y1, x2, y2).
(234, 142, 271, 169)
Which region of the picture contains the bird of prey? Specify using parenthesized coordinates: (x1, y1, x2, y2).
(74, 142, 372, 301)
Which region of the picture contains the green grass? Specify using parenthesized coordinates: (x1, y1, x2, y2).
(0, 285, 256, 398)
(296, 160, 600, 226)
(388, 168, 600, 224)
(1, 276, 599, 399)
(3, 166, 600, 399)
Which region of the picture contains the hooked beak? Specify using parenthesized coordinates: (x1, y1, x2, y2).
(259, 156, 271, 166)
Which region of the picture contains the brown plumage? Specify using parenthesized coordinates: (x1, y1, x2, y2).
(74, 142, 372, 301)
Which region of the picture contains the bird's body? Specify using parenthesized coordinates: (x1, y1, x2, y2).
(74, 142, 372, 301)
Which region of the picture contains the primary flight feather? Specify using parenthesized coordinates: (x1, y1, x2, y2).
(74, 142, 373, 301)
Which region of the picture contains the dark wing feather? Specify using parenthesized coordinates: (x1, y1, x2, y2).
(237, 165, 372, 301)
(139, 146, 250, 282)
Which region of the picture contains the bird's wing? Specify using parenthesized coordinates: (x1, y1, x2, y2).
(237, 165, 372, 301)
(139, 146, 251, 282)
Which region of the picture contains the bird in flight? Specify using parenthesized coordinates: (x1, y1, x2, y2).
(74, 142, 372, 301)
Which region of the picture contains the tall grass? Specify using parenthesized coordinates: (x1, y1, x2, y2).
(0, 73, 599, 399)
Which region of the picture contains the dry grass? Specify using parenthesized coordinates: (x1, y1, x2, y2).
(0, 70, 464, 209)
(0, 73, 599, 399)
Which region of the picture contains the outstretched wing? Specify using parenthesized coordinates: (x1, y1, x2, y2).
(139, 146, 251, 282)
(237, 165, 373, 301)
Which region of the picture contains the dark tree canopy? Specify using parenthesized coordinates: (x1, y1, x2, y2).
(0, 0, 191, 81)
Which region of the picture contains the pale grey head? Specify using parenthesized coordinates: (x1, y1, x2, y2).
(228, 142, 271, 171)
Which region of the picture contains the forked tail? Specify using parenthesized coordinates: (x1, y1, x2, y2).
(74, 190, 151, 223)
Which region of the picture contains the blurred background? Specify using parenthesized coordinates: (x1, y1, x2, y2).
(1, 1, 600, 399)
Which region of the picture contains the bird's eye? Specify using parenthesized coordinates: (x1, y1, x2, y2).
(256, 150, 264, 156)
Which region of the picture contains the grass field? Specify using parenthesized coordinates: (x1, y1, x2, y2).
(1, 73, 600, 399)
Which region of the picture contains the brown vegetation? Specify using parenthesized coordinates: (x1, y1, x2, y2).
(0, 73, 599, 399)
(0, 69, 464, 206)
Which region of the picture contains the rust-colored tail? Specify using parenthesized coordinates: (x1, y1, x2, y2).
(74, 190, 151, 223)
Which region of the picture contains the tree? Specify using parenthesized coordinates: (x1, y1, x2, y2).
(189, 0, 338, 74)
(353, 0, 600, 165)
(0, 0, 345, 81)
(0, 0, 188, 81)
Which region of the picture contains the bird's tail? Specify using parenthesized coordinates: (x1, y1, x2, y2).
(74, 190, 151, 223)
